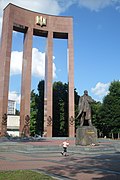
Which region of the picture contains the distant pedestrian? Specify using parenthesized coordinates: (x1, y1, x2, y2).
(61, 139, 69, 156)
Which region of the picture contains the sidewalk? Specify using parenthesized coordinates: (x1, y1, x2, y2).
(0, 137, 120, 180)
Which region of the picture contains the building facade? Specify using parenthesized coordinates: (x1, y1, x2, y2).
(8, 100, 16, 115)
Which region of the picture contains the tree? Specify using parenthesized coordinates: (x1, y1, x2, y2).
(74, 88, 80, 130)
(99, 80, 120, 138)
(30, 90, 38, 136)
(30, 80, 80, 137)
(36, 80, 44, 136)
(53, 81, 68, 137)
(91, 101, 102, 137)
(53, 82, 80, 136)
(15, 109, 20, 115)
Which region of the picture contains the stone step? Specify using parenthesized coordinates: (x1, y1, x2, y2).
(0, 144, 117, 154)
(0, 137, 120, 155)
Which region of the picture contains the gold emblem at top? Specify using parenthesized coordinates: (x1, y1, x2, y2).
(35, 16, 47, 27)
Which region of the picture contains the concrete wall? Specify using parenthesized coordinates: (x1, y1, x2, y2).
(7, 115, 20, 136)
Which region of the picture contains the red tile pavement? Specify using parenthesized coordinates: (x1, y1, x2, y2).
(0, 139, 120, 180)
(0, 151, 120, 180)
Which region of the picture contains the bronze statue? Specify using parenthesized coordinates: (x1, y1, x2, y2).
(77, 90, 95, 126)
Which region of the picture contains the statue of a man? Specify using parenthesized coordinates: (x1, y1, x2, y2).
(77, 90, 95, 127)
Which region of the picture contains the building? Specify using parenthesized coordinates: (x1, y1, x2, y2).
(7, 100, 19, 136)
(7, 115, 20, 137)
(8, 100, 16, 115)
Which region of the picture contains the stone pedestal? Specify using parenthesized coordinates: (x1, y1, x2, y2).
(76, 126, 97, 146)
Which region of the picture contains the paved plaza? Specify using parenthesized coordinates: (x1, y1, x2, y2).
(0, 137, 120, 180)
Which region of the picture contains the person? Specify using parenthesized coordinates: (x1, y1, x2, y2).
(77, 90, 95, 126)
(61, 139, 69, 156)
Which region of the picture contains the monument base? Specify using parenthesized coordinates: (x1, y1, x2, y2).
(76, 126, 97, 146)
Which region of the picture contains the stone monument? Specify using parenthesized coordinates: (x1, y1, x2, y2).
(76, 90, 97, 146)
(0, 3, 74, 137)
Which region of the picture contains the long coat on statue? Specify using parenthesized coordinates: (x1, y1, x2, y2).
(77, 94, 94, 120)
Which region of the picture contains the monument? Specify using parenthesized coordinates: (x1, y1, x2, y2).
(76, 90, 97, 146)
(0, 3, 74, 137)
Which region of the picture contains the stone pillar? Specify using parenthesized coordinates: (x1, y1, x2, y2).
(20, 27, 33, 137)
(68, 30, 75, 137)
(0, 6, 13, 136)
(44, 31, 53, 137)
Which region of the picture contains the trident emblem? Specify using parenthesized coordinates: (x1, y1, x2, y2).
(35, 16, 47, 27)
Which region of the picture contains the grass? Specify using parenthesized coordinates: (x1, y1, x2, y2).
(0, 170, 56, 180)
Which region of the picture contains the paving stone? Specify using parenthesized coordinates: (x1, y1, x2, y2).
(0, 137, 120, 180)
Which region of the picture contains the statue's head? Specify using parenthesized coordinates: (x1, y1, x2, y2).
(84, 90, 88, 95)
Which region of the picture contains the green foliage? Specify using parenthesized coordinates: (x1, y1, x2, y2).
(30, 90, 38, 136)
(99, 80, 120, 137)
(30, 81, 44, 136)
(15, 109, 20, 115)
(30, 80, 82, 137)
(53, 82, 80, 136)
(53, 81, 68, 137)
(36, 80, 44, 135)
(74, 88, 80, 129)
(91, 101, 102, 127)
(91, 101, 102, 136)
(73, 80, 120, 138)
